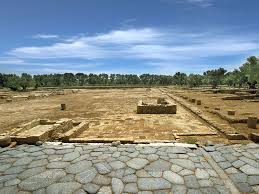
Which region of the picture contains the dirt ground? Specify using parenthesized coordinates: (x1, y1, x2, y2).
(1, 87, 257, 144)
(166, 87, 259, 137)
(0, 88, 227, 143)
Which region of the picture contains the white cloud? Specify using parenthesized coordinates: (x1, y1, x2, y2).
(161, 0, 214, 7)
(187, 0, 213, 7)
(10, 28, 259, 61)
(0, 57, 25, 64)
(32, 34, 59, 39)
(4, 27, 259, 74)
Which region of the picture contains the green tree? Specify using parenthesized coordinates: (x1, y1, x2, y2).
(6, 74, 21, 91)
(187, 74, 203, 87)
(20, 73, 33, 90)
(203, 68, 226, 88)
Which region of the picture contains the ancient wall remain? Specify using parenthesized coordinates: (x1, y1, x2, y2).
(137, 100, 177, 114)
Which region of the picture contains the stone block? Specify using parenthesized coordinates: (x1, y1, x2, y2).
(227, 110, 235, 116)
(226, 133, 247, 140)
(61, 104, 66, 110)
(137, 100, 177, 114)
(0, 135, 11, 147)
(249, 133, 259, 143)
(247, 117, 257, 129)
(62, 121, 89, 142)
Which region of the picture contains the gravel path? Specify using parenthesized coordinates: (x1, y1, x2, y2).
(0, 142, 258, 194)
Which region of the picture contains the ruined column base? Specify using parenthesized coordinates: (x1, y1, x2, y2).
(137, 100, 177, 114)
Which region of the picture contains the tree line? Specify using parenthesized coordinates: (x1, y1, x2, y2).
(0, 56, 258, 91)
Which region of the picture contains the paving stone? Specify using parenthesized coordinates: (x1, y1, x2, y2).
(210, 152, 225, 162)
(26, 147, 43, 153)
(48, 155, 63, 162)
(118, 155, 131, 162)
(171, 185, 187, 194)
(43, 149, 55, 155)
(30, 151, 45, 157)
(148, 171, 162, 178)
(138, 191, 153, 194)
(18, 167, 46, 180)
(198, 179, 213, 187)
(195, 168, 209, 179)
(92, 174, 111, 185)
(19, 169, 66, 191)
(240, 156, 259, 169)
(4, 166, 26, 175)
(235, 182, 253, 193)
(112, 152, 120, 158)
(95, 163, 111, 174)
(240, 164, 259, 175)
(55, 148, 74, 155)
(75, 167, 97, 183)
(136, 169, 151, 177)
(204, 147, 215, 152)
(33, 188, 46, 194)
(207, 169, 218, 177)
(225, 167, 239, 174)
(62, 151, 80, 162)
(166, 147, 187, 154)
(187, 189, 202, 194)
(0, 186, 18, 194)
(184, 175, 199, 189)
(163, 171, 184, 184)
(179, 169, 194, 176)
(172, 159, 195, 170)
(13, 157, 33, 166)
(122, 174, 137, 183)
(218, 161, 232, 170)
(58, 174, 75, 182)
(97, 186, 112, 194)
(232, 160, 245, 168)
(28, 159, 48, 168)
(147, 154, 159, 161)
(248, 175, 259, 185)
(46, 182, 81, 194)
(126, 158, 149, 170)
(83, 183, 100, 194)
(138, 178, 171, 190)
(74, 189, 87, 194)
(71, 154, 90, 163)
(109, 169, 125, 178)
(140, 147, 157, 154)
(215, 185, 231, 194)
(112, 178, 124, 194)
(124, 168, 135, 176)
(109, 160, 126, 170)
(0, 163, 11, 172)
(124, 183, 138, 193)
(252, 185, 259, 193)
(200, 187, 219, 194)
(66, 160, 92, 174)
(145, 159, 171, 171)
(171, 164, 183, 173)
(47, 161, 70, 169)
(4, 178, 21, 186)
(222, 153, 237, 163)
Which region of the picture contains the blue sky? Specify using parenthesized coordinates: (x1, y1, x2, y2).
(0, 0, 259, 75)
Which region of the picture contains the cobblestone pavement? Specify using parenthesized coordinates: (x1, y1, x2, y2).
(0, 142, 258, 194)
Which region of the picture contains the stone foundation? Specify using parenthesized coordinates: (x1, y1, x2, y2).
(137, 99, 177, 114)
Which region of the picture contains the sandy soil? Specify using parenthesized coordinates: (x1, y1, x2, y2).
(167, 88, 259, 136)
(0, 88, 223, 142)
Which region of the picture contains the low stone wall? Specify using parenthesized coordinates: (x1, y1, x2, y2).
(137, 100, 177, 114)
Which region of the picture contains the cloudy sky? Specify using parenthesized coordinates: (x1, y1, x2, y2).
(0, 0, 259, 75)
